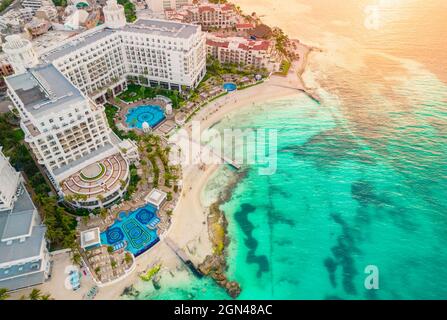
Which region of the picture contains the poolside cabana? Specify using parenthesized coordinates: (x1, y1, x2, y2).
(80, 228, 101, 250)
(145, 188, 167, 209)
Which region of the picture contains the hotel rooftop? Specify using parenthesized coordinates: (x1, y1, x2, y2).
(41, 19, 201, 63)
(6, 63, 84, 118)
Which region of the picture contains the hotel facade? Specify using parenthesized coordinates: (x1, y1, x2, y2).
(148, 0, 193, 13)
(165, 2, 239, 31)
(206, 34, 280, 72)
(5, 63, 133, 210)
(3, 0, 206, 209)
(40, 1, 207, 104)
(0, 148, 51, 291)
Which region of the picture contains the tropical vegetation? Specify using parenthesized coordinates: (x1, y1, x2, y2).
(117, 0, 136, 22)
(0, 0, 13, 13)
(118, 83, 185, 109)
(0, 288, 9, 300)
(140, 264, 161, 281)
(104, 103, 140, 141)
(0, 113, 77, 250)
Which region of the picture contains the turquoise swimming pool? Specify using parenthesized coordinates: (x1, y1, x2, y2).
(223, 82, 237, 92)
(100, 204, 160, 257)
(125, 105, 165, 129)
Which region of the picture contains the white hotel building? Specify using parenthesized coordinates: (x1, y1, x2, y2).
(0, 148, 51, 291)
(39, 0, 207, 104)
(147, 0, 193, 13)
(3, 0, 206, 209)
(5, 63, 133, 210)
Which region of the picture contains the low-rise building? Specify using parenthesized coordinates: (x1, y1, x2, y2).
(148, 0, 192, 13)
(165, 2, 238, 30)
(0, 8, 34, 34)
(35, 4, 59, 22)
(25, 18, 51, 37)
(0, 59, 15, 91)
(22, 0, 44, 14)
(206, 34, 280, 72)
(0, 147, 51, 291)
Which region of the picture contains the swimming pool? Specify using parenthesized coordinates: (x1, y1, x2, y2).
(125, 105, 166, 130)
(100, 204, 160, 257)
(223, 82, 237, 92)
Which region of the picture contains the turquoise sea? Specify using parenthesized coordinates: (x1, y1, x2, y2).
(133, 0, 447, 299)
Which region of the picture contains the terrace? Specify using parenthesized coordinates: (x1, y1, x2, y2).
(61, 153, 129, 206)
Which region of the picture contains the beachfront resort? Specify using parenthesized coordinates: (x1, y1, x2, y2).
(0, 0, 304, 299)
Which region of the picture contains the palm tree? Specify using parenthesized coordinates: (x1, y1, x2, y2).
(124, 253, 133, 264)
(99, 208, 108, 219)
(71, 247, 82, 266)
(97, 194, 105, 206)
(82, 215, 90, 225)
(0, 288, 9, 300)
(29, 289, 42, 300)
(40, 294, 52, 300)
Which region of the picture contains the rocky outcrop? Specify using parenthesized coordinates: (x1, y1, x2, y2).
(198, 199, 242, 299)
(121, 285, 140, 297)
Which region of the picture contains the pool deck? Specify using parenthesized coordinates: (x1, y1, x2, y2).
(101, 205, 161, 257)
(125, 105, 166, 130)
(113, 97, 172, 132)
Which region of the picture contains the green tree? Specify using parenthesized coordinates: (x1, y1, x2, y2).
(99, 208, 108, 219)
(40, 293, 52, 300)
(71, 247, 82, 266)
(0, 288, 9, 300)
(124, 252, 133, 264)
(28, 289, 42, 300)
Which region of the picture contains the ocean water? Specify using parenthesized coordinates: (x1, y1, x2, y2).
(134, 0, 447, 299)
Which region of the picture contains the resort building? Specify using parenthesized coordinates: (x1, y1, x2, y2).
(147, 0, 193, 13)
(2, 35, 39, 74)
(34, 4, 59, 23)
(63, 7, 101, 30)
(165, 2, 239, 30)
(0, 148, 51, 291)
(206, 34, 280, 72)
(38, 0, 207, 103)
(22, 0, 44, 14)
(2, 1, 204, 209)
(4, 63, 135, 210)
(25, 18, 51, 37)
(0, 7, 34, 34)
(0, 59, 14, 91)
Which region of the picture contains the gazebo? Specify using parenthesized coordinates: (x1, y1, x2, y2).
(145, 188, 167, 209)
(80, 228, 101, 250)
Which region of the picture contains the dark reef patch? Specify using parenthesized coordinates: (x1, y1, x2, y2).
(351, 180, 418, 232)
(280, 127, 376, 169)
(324, 257, 337, 288)
(324, 212, 361, 296)
(234, 203, 270, 277)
